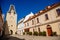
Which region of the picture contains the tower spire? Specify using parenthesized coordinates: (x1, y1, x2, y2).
(8, 4, 15, 14)
(10, 4, 14, 10)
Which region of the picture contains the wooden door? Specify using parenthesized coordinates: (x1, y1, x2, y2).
(47, 25, 52, 36)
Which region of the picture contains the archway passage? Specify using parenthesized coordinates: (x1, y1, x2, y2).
(10, 30, 13, 35)
(47, 25, 52, 36)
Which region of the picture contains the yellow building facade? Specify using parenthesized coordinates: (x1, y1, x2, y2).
(24, 3, 60, 36)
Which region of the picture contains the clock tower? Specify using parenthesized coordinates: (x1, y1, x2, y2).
(6, 5, 17, 35)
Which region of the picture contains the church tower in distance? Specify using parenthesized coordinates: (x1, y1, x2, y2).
(6, 5, 17, 35)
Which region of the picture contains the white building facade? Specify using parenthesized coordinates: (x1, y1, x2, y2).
(17, 12, 34, 35)
(17, 18, 24, 35)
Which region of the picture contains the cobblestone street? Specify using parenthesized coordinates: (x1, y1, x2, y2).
(0, 35, 25, 40)
(11, 35, 60, 40)
(0, 35, 60, 40)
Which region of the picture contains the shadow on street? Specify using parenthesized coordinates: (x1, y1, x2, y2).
(0, 35, 25, 40)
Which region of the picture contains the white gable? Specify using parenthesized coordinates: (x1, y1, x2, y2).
(23, 12, 34, 22)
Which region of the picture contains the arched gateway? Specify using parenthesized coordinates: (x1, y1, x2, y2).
(10, 30, 13, 35)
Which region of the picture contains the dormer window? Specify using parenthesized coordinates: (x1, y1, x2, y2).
(56, 8, 60, 16)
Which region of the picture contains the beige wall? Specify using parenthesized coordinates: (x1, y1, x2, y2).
(24, 5, 60, 35)
(6, 11, 17, 35)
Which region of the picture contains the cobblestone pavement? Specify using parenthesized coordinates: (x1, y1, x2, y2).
(0, 35, 60, 40)
(11, 35, 60, 40)
(0, 35, 25, 40)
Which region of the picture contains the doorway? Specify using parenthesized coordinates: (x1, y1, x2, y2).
(47, 25, 52, 36)
(10, 30, 13, 35)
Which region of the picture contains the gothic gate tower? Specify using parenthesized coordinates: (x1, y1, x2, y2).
(6, 5, 17, 35)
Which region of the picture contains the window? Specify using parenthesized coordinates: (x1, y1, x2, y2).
(25, 24, 26, 27)
(14, 12, 15, 14)
(27, 23, 29, 26)
(45, 14, 49, 20)
(37, 18, 39, 23)
(58, 23, 60, 30)
(11, 25, 13, 27)
(32, 20, 34, 25)
(38, 28, 40, 32)
(56, 8, 60, 16)
(33, 28, 34, 32)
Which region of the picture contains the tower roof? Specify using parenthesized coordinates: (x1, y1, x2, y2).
(8, 4, 16, 13)
(10, 4, 14, 10)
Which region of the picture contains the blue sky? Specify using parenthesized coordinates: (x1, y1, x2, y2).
(0, 0, 60, 21)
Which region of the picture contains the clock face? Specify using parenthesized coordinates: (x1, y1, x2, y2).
(10, 16, 14, 19)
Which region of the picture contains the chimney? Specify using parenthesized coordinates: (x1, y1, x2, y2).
(40, 10, 43, 13)
(47, 6, 51, 9)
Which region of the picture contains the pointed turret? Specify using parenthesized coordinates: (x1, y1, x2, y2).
(10, 5, 14, 10)
(8, 4, 16, 14)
